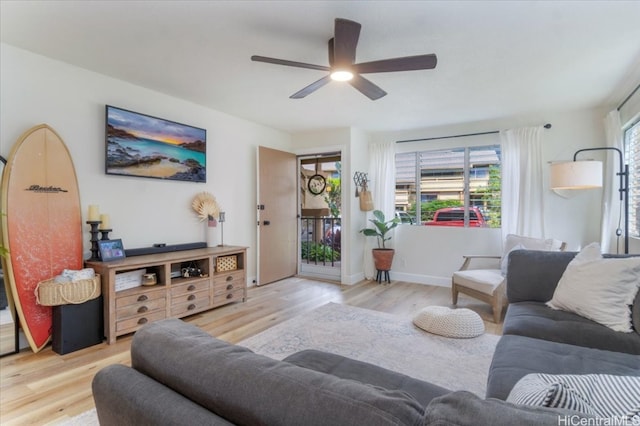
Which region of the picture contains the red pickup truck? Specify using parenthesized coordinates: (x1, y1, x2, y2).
(423, 207, 488, 227)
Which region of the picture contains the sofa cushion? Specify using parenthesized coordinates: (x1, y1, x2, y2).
(504, 302, 640, 355)
(93, 364, 233, 426)
(131, 319, 427, 426)
(547, 243, 640, 332)
(506, 250, 577, 303)
(506, 373, 640, 420)
(284, 349, 450, 406)
(423, 390, 593, 426)
(487, 335, 640, 400)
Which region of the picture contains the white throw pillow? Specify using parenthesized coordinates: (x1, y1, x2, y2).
(500, 243, 525, 277)
(547, 243, 640, 332)
(504, 234, 562, 253)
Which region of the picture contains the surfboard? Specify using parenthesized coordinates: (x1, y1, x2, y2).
(1, 124, 83, 352)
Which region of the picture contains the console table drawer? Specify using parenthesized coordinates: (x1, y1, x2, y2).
(213, 272, 244, 294)
(213, 270, 244, 285)
(214, 288, 244, 305)
(171, 294, 211, 317)
(116, 289, 165, 308)
(171, 280, 209, 297)
(116, 310, 166, 334)
(171, 289, 209, 306)
(116, 297, 166, 321)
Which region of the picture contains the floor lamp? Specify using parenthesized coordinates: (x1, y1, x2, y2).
(550, 147, 629, 254)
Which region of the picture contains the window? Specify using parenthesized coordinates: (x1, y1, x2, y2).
(395, 145, 501, 227)
(624, 120, 639, 237)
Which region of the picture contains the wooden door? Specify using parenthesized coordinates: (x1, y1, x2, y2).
(257, 146, 297, 285)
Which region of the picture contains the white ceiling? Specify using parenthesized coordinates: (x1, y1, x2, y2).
(1, 1, 639, 134)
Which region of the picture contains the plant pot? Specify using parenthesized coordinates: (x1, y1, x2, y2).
(372, 248, 395, 271)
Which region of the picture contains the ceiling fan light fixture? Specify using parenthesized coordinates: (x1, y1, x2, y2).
(330, 70, 354, 81)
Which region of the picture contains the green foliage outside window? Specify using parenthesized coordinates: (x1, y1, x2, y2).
(474, 165, 501, 228)
(323, 162, 341, 218)
(301, 241, 340, 262)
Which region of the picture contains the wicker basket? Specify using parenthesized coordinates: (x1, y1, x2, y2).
(216, 255, 237, 272)
(35, 275, 101, 306)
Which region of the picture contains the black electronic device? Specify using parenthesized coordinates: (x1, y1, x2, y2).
(52, 296, 103, 355)
(125, 242, 207, 257)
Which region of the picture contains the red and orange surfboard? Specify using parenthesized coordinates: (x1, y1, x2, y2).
(1, 124, 83, 352)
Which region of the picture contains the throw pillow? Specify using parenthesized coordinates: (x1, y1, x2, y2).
(633, 290, 640, 335)
(507, 373, 640, 421)
(547, 243, 640, 332)
(501, 243, 525, 276)
(504, 234, 563, 253)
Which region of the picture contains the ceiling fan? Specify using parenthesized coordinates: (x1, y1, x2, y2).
(251, 18, 437, 100)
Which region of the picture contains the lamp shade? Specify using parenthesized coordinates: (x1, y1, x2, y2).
(550, 161, 603, 189)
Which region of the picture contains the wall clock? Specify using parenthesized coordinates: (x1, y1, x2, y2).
(308, 174, 326, 195)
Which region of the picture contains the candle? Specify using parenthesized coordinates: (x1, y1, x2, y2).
(99, 214, 110, 230)
(88, 205, 99, 221)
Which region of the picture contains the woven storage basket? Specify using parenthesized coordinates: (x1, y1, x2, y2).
(216, 255, 237, 272)
(36, 275, 101, 306)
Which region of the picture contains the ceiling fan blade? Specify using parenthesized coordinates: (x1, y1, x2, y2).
(354, 54, 437, 74)
(328, 38, 335, 67)
(333, 18, 361, 68)
(290, 75, 332, 99)
(251, 55, 330, 72)
(349, 75, 387, 100)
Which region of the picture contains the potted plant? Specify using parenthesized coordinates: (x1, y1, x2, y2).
(360, 210, 400, 271)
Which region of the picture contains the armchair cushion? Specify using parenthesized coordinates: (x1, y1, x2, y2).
(453, 269, 504, 295)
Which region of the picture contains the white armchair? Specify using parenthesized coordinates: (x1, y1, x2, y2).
(451, 234, 566, 323)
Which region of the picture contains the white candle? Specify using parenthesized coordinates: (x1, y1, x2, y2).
(99, 214, 110, 230)
(88, 205, 99, 221)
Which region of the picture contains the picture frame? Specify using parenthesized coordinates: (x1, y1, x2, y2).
(105, 105, 207, 183)
(98, 239, 126, 262)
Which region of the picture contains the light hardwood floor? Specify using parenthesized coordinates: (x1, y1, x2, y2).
(0, 277, 503, 425)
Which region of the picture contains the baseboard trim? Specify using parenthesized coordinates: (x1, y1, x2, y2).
(389, 272, 450, 287)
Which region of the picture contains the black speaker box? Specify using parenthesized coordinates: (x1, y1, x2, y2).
(52, 296, 104, 355)
(125, 241, 206, 257)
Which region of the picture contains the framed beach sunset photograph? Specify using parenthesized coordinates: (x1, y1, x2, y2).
(105, 105, 207, 182)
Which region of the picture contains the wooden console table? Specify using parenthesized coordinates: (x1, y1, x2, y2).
(86, 246, 247, 344)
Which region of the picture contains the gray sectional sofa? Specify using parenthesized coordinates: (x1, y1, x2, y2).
(92, 250, 639, 425)
(487, 250, 640, 400)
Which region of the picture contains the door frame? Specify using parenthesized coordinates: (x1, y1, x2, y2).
(295, 146, 345, 283)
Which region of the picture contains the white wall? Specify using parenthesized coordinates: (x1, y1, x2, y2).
(3, 43, 629, 291)
(372, 108, 608, 286)
(0, 44, 292, 283)
(347, 127, 370, 284)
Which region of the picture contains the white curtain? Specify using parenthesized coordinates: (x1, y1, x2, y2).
(602, 110, 623, 253)
(500, 126, 545, 242)
(364, 141, 396, 278)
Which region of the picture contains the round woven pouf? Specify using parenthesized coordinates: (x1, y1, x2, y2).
(413, 306, 484, 338)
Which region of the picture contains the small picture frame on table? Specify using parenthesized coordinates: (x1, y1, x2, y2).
(98, 239, 126, 262)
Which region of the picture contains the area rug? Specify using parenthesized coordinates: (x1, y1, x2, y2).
(60, 303, 499, 424)
(239, 302, 500, 397)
